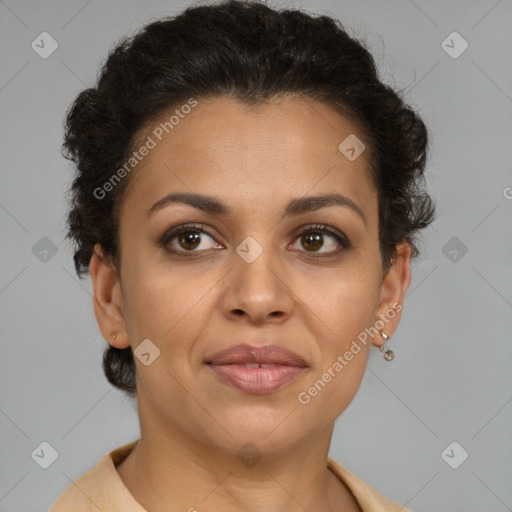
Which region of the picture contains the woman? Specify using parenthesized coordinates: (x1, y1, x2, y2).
(50, 1, 435, 510)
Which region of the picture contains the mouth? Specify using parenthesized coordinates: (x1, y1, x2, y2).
(226, 363, 288, 368)
(205, 344, 308, 394)
(206, 363, 307, 394)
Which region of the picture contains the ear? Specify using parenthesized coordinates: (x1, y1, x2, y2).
(89, 243, 130, 349)
(372, 241, 412, 347)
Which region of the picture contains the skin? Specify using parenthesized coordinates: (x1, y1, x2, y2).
(89, 95, 411, 512)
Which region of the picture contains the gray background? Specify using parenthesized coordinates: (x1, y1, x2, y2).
(1, 0, 511, 511)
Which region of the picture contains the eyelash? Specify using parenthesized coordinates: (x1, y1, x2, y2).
(159, 223, 351, 258)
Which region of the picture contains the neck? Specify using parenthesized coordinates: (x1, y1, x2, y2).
(115, 411, 360, 511)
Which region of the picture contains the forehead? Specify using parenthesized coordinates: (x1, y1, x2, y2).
(120, 95, 377, 223)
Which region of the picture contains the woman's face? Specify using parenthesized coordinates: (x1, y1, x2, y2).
(92, 95, 410, 455)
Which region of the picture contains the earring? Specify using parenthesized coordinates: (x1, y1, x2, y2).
(379, 331, 394, 361)
(111, 332, 116, 342)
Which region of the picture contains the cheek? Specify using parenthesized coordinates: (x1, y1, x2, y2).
(306, 267, 380, 341)
(308, 348, 370, 420)
(121, 261, 216, 357)
(120, 268, 210, 400)
(299, 273, 378, 406)
(299, 290, 374, 416)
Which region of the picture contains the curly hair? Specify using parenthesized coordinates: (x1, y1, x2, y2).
(62, 0, 436, 397)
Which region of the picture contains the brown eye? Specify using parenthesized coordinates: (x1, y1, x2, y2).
(176, 230, 202, 251)
(291, 224, 350, 257)
(301, 232, 323, 252)
(161, 224, 222, 254)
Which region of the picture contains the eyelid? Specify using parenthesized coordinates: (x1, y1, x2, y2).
(292, 223, 349, 243)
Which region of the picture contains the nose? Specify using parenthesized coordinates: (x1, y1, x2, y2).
(221, 243, 294, 325)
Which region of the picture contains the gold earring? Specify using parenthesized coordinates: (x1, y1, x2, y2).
(111, 332, 116, 342)
(379, 331, 394, 361)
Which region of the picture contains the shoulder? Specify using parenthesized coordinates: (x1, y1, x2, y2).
(48, 440, 143, 512)
(327, 457, 413, 512)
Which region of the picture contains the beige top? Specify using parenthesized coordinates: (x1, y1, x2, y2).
(49, 440, 412, 511)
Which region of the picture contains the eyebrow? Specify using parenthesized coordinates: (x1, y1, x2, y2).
(148, 192, 367, 226)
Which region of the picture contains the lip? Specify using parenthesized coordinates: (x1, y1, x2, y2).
(206, 344, 308, 366)
(205, 344, 308, 394)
